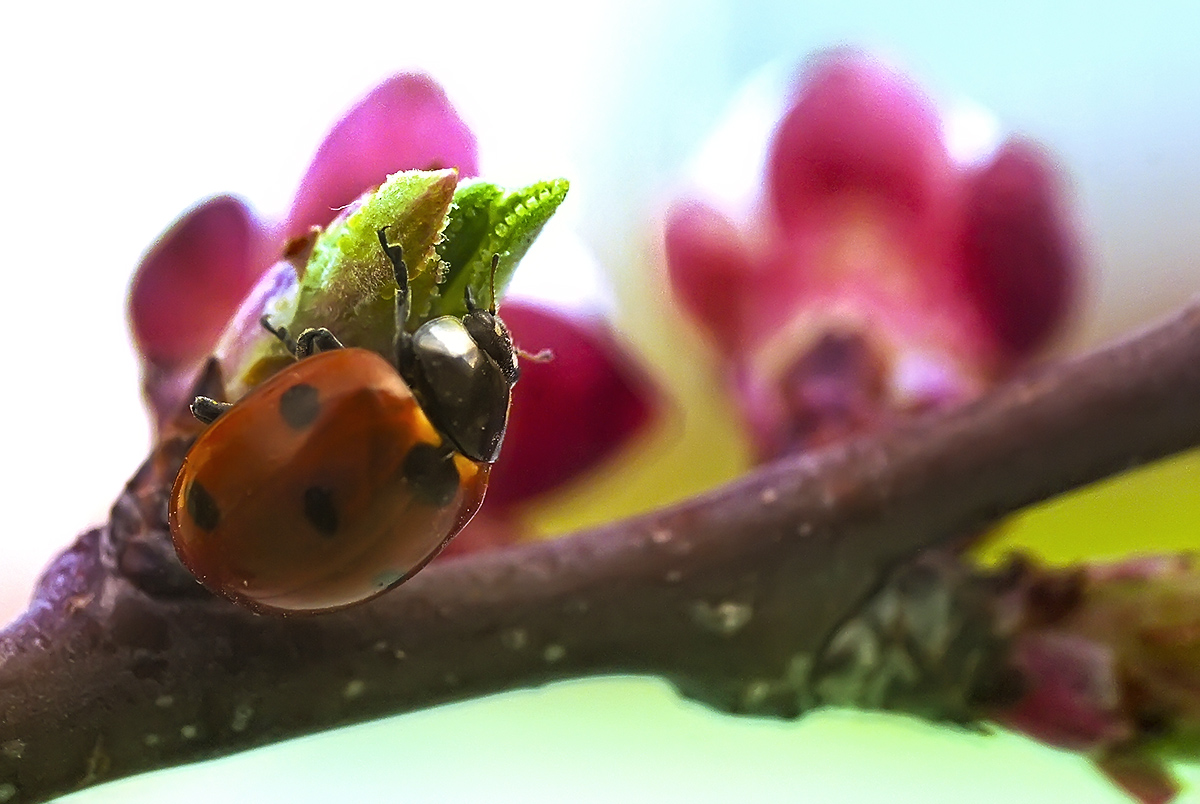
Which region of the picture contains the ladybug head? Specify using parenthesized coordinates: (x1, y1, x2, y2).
(464, 281, 519, 386)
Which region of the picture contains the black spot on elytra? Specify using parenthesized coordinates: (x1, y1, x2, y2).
(186, 480, 220, 531)
(279, 383, 321, 429)
(303, 485, 339, 537)
(402, 442, 460, 508)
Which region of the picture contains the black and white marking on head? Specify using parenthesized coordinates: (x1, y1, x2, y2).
(401, 442, 461, 508)
(279, 384, 322, 430)
(302, 485, 339, 536)
(407, 318, 513, 463)
(186, 480, 221, 531)
(464, 310, 519, 385)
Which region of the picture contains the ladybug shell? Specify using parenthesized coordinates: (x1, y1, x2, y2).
(169, 348, 489, 614)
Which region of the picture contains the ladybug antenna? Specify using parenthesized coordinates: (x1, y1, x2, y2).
(489, 253, 499, 314)
(463, 254, 502, 316)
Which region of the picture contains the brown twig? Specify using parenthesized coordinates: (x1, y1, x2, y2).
(3, 304, 1200, 803)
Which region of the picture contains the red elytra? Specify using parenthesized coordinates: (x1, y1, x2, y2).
(169, 348, 490, 615)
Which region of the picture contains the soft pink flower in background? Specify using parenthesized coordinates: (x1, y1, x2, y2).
(665, 51, 1080, 460)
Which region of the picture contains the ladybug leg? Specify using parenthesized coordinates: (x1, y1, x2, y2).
(294, 328, 343, 358)
(178, 358, 230, 426)
(260, 316, 298, 355)
(378, 227, 416, 369)
(261, 315, 341, 359)
(377, 227, 410, 323)
(190, 396, 232, 424)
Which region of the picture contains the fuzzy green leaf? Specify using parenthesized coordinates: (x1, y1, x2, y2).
(290, 169, 458, 357)
(252, 171, 568, 382)
(432, 178, 570, 319)
(437, 180, 503, 278)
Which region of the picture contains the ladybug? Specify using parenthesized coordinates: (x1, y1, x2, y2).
(168, 228, 519, 614)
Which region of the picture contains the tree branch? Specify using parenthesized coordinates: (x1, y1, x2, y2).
(4, 304, 1200, 803)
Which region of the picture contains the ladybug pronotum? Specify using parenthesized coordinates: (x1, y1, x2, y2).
(168, 229, 519, 614)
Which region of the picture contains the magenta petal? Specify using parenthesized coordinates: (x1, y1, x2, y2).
(767, 52, 951, 230)
(665, 200, 758, 352)
(129, 195, 270, 369)
(484, 303, 659, 510)
(959, 139, 1078, 360)
(1002, 632, 1129, 751)
(284, 73, 479, 239)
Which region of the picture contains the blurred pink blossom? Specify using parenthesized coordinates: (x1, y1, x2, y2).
(666, 51, 1080, 460)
